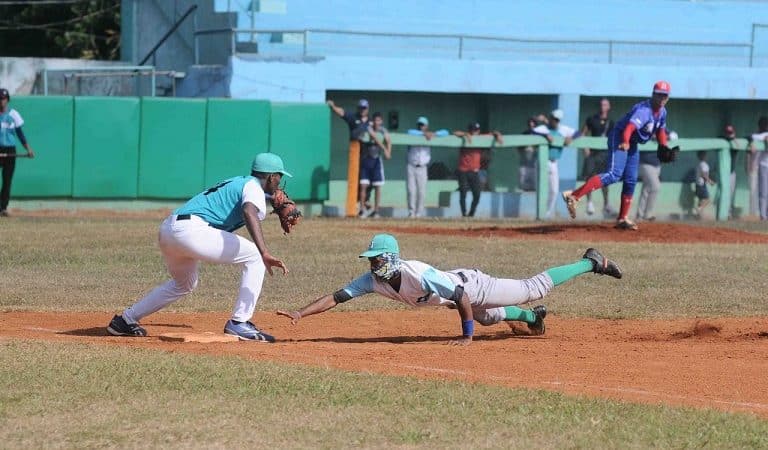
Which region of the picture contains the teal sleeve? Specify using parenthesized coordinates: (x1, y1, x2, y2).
(342, 273, 375, 298)
(420, 267, 457, 299)
(434, 129, 450, 137)
(407, 129, 424, 136)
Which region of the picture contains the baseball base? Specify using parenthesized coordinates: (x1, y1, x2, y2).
(158, 332, 239, 343)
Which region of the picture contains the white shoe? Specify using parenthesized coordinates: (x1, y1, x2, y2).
(586, 201, 595, 216)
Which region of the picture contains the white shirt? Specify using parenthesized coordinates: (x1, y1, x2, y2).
(696, 161, 710, 186)
(407, 146, 431, 167)
(751, 132, 768, 167)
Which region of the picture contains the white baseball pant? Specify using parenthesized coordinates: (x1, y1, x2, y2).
(450, 269, 554, 326)
(122, 214, 265, 324)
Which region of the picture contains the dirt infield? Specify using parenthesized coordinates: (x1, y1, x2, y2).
(2, 310, 767, 417)
(387, 222, 768, 244)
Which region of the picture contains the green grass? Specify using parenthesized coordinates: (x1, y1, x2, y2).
(1, 340, 766, 449)
(0, 216, 766, 318)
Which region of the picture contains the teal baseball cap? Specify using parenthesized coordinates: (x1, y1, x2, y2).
(251, 153, 292, 177)
(359, 233, 400, 257)
(417, 116, 429, 126)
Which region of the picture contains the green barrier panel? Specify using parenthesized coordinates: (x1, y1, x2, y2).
(270, 103, 330, 201)
(72, 97, 140, 198)
(9, 96, 73, 197)
(204, 99, 270, 186)
(138, 98, 207, 198)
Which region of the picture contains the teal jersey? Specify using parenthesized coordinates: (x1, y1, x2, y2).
(174, 176, 267, 232)
(0, 108, 24, 147)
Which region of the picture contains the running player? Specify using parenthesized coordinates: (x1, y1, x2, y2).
(277, 233, 622, 346)
(563, 81, 671, 230)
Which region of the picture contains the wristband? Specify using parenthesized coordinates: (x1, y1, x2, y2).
(461, 320, 474, 337)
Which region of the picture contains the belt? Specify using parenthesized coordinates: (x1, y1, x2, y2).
(176, 214, 191, 220)
(457, 271, 468, 283)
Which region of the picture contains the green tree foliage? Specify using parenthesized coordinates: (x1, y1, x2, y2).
(0, 0, 120, 60)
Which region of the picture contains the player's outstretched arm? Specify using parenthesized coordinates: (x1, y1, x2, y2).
(277, 293, 338, 325)
(450, 293, 475, 346)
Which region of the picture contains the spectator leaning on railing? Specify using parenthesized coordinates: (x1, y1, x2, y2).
(453, 123, 503, 217)
(405, 116, 449, 218)
(534, 109, 577, 220)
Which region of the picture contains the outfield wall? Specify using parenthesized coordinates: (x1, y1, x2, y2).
(9, 96, 330, 202)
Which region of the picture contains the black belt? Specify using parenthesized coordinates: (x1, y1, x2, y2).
(176, 214, 191, 220)
(457, 271, 468, 283)
(412, 164, 425, 167)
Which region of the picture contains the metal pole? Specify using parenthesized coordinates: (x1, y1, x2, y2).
(750, 23, 756, 67)
(193, 7, 199, 65)
(303, 30, 308, 56)
(609, 41, 613, 63)
(151, 67, 156, 97)
(458, 36, 463, 59)
(43, 69, 49, 96)
(232, 30, 236, 55)
(250, 0, 255, 41)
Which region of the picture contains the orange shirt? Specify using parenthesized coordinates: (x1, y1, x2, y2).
(458, 147, 482, 172)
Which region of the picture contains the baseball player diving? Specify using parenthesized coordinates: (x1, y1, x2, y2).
(107, 153, 295, 342)
(563, 81, 675, 230)
(277, 233, 622, 345)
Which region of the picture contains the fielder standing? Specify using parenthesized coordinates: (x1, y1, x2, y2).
(563, 81, 672, 230)
(0, 88, 35, 216)
(277, 233, 622, 346)
(107, 153, 292, 342)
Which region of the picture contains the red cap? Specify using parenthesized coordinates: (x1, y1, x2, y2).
(653, 81, 670, 95)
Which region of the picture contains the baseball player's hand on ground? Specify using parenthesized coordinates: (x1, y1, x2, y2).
(448, 336, 472, 346)
(618, 142, 630, 151)
(262, 252, 288, 276)
(276, 310, 301, 324)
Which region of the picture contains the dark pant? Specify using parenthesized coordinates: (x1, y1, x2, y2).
(457, 170, 481, 216)
(0, 150, 16, 211)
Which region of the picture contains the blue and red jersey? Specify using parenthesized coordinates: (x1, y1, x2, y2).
(613, 100, 667, 145)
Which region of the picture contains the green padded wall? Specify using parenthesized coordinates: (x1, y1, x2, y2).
(10, 96, 73, 197)
(72, 97, 140, 197)
(269, 103, 330, 201)
(138, 98, 207, 198)
(204, 99, 270, 186)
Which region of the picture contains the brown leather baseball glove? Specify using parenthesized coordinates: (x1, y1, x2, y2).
(270, 189, 302, 234)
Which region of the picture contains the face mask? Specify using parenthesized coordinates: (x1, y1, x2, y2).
(370, 253, 401, 280)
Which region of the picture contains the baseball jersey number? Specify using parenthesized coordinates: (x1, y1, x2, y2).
(204, 180, 232, 195)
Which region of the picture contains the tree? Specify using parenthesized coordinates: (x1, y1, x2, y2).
(0, 0, 120, 60)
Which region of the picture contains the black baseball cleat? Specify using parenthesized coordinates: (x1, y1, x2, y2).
(527, 305, 547, 336)
(583, 248, 623, 279)
(107, 315, 147, 337)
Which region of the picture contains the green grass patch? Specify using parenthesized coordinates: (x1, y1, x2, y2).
(1, 340, 766, 449)
(0, 216, 767, 318)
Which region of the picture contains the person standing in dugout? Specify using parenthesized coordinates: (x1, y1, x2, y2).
(0, 88, 35, 216)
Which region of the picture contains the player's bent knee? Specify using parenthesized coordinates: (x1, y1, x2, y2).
(474, 316, 498, 326)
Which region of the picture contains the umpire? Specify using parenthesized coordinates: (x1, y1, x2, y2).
(0, 88, 35, 216)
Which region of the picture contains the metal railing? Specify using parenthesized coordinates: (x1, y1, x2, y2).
(41, 66, 168, 96)
(193, 26, 756, 66)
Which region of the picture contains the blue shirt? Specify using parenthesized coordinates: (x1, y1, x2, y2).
(615, 100, 667, 145)
(174, 176, 267, 232)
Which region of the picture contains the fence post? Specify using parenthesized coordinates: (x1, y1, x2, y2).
(43, 69, 49, 95)
(716, 142, 731, 221)
(346, 140, 361, 217)
(536, 143, 550, 220)
(458, 36, 463, 59)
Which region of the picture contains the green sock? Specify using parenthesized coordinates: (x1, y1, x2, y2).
(503, 306, 536, 324)
(544, 259, 593, 286)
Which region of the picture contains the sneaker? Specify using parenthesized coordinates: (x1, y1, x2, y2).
(368, 210, 379, 218)
(107, 315, 147, 337)
(224, 320, 275, 342)
(586, 201, 595, 216)
(582, 248, 623, 279)
(527, 305, 547, 336)
(561, 190, 578, 219)
(615, 219, 639, 231)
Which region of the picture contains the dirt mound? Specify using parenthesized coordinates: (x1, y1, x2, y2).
(671, 320, 723, 339)
(388, 222, 768, 244)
